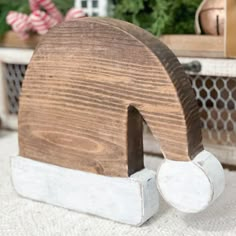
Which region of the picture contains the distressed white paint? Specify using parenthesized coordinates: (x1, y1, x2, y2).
(11, 156, 159, 226)
(157, 150, 225, 213)
(179, 57, 236, 77)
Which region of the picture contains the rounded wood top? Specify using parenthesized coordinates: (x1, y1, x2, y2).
(19, 18, 203, 177)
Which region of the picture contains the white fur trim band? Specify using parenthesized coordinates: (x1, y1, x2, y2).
(11, 156, 159, 226)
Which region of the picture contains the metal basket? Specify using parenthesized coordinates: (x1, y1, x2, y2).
(191, 74, 236, 146)
(4, 63, 27, 115)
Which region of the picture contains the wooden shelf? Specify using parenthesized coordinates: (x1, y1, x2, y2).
(0, 31, 40, 49)
(0, 32, 226, 59)
(159, 35, 224, 58)
(0, 32, 225, 59)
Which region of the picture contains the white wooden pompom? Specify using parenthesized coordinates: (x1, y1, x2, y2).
(157, 150, 225, 213)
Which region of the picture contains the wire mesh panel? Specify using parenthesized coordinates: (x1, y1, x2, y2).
(4, 63, 27, 114)
(144, 59, 236, 162)
(190, 74, 236, 146)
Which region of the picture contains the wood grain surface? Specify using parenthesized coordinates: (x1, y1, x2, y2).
(225, 0, 236, 58)
(0, 31, 40, 49)
(19, 18, 203, 177)
(159, 35, 224, 58)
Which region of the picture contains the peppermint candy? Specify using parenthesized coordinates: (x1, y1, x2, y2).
(6, 12, 31, 39)
(6, 0, 86, 39)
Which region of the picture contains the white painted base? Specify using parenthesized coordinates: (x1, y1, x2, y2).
(157, 150, 225, 213)
(11, 156, 159, 226)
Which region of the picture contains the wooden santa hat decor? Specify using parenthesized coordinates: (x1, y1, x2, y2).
(12, 18, 225, 226)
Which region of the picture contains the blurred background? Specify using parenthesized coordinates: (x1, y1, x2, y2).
(0, 0, 202, 37)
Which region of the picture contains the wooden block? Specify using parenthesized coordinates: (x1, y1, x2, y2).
(159, 35, 224, 58)
(12, 156, 159, 226)
(225, 0, 236, 57)
(158, 150, 225, 213)
(15, 18, 225, 220)
(0, 31, 40, 49)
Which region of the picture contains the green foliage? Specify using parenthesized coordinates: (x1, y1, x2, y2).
(0, 0, 74, 37)
(51, 0, 74, 15)
(0, 0, 30, 37)
(0, 0, 201, 37)
(113, 0, 202, 36)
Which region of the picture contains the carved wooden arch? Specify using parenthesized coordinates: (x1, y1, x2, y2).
(19, 18, 203, 177)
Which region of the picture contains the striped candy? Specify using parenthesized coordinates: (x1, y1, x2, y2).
(6, 0, 86, 39)
(30, 10, 57, 35)
(6, 11, 32, 39)
(29, 0, 63, 23)
(65, 8, 86, 21)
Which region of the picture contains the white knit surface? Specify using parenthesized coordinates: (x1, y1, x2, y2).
(1, 131, 236, 236)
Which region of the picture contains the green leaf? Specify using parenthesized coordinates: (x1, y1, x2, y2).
(113, 0, 202, 36)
